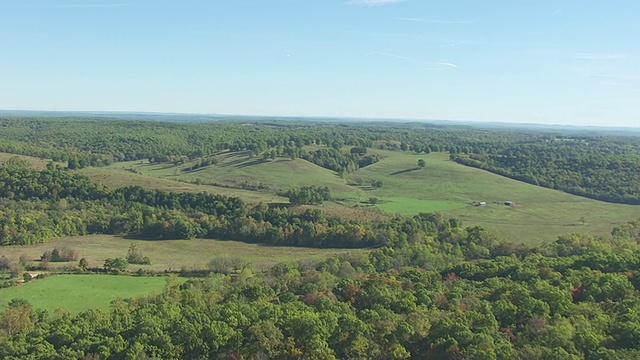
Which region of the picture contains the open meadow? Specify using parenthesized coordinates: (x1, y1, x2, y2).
(1, 235, 364, 273)
(0, 274, 172, 313)
(0, 152, 60, 170)
(100, 151, 361, 198)
(353, 151, 640, 243)
(80, 149, 640, 244)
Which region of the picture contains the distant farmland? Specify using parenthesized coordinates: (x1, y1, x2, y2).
(81, 150, 640, 244)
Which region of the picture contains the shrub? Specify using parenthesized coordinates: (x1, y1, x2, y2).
(41, 247, 78, 262)
(126, 244, 151, 265)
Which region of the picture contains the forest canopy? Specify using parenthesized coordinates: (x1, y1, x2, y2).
(1, 117, 640, 359)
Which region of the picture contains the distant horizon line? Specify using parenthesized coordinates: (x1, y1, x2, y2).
(0, 109, 638, 130)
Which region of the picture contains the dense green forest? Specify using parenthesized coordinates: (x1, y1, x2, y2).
(2, 219, 640, 359)
(451, 137, 640, 204)
(0, 160, 404, 248)
(1, 117, 640, 359)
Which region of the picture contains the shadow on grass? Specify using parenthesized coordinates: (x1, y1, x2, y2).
(390, 167, 421, 176)
(268, 202, 291, 209)
(235, 159, 268, 169)
(137, 162, 175, 170)
(220, 157, 248, 167)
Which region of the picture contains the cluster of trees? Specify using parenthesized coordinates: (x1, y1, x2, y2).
(95, 245, 152, 272)
(126, 244, 150, 265)
(103, 257, 128, 271)
(184, 155, 219, 172)
(2, 220, 640, 358)
(284, 186, 331, 205)
(40, 247, 78, 263)
(300, 147, 380, 175)
(0, 160, 105, 201)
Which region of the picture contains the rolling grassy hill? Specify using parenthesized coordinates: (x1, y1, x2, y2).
(0, 152, 59, 170)
(99, 151, 363, 197)
(78, 149, 639, 243)
(353, 151, 640, 243)
(79, 166, 285, 204)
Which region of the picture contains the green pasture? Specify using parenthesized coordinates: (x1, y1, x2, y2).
(0, 275, 171, 314)
(352, 151, 640, 243)
(82, 150, 639, 244)
(102, 152, 362, 199)
(376, 197, 467, 214)
(79, 166, 284, 204)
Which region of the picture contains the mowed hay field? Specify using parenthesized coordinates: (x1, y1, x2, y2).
(79, 149, 639, 244)
(98, 151, 365, 198)
(1, 235, 364, 273)
(0, 275, 172, 313)
(79, 166, 285, 204)
(0, 152, 58, 170)
(353, 151, 640, 243)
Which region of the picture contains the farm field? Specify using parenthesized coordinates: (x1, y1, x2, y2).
(33, 145, 631, 245)
(99, 151, 365, 199)
(0, 274, 172, 313)
(79, 166, 285, 204)
(86, 149, 640, 243)
(1, 235, 364, 273)
(0, 152, 59, 170)
(353, 151, 640, 243)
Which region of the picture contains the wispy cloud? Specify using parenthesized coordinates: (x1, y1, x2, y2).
(394, 17, 475, 24)
(437, 42, 461, 48)
(433, 62, 458, 69)
(364, 52, 458, 69)
(58, 3, 131, 8)
(568, 53, 628, 60)
(593, 73, 640, 80)
(364, 51, 411, 60)
(348, 0, 407, 6)
(579, 68, 640, 81)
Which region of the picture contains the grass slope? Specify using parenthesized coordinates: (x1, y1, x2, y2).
(79, 166, 284, 204)
(1, 235, 362, 272)
(352, 151, 640, 243)
(79, 149, 639, 244)
(103, 152, 363, 198)
(0, 152, 57, 170)
(0, 275, 170, 313)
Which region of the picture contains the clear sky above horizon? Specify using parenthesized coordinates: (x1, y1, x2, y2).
(1, 0, 639, 127)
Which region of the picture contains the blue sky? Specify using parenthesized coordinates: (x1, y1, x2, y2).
(1, 0, 639, 126)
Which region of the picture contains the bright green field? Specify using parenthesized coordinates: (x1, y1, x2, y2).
(376, 197, 467, 214)
(0, 275, 170, 313)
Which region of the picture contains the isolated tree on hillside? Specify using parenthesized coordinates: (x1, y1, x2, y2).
(127, 244, 151, 265)
(418, 159, 426, 168)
